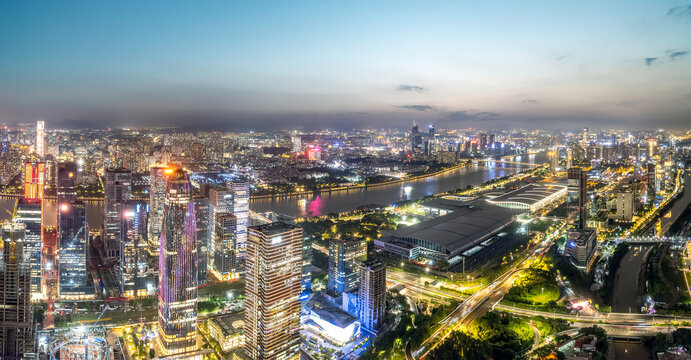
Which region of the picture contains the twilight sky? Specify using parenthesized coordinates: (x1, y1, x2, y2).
(1, 1, 690, 130)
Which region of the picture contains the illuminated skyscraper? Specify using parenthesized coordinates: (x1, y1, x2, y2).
(148, 166, 169, 256)
(15, 198, 42, 296)
(57, 162, 78, 205)
(358, 259, 386, 333)
(120, 201, 148, 298)
(211, 212, 238, 280)
(208, 187, 233, 272)
(24, 162, 45, 201)
(58, 201, 90, 298)
(567, 168, 588, 230)
(411, 121, 422, 150)
(104, 168, 132, 260)
(36, 120, 44, 157)
(158, 169, 198, 355)
(228, 181, 249, 260)
(245, 222, 302, 360)
(0, 222, 35, 359)
(193, 196, 211, 285)
(328, 237, 366, 294)
(647, 162, 657, 203)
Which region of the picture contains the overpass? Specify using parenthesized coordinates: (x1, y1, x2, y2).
(612, 236, 690, 244)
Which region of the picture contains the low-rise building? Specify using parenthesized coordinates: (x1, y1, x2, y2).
(208, 314, 245, 352)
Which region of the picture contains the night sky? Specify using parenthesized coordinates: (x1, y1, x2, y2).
(1, 1, 690, 130)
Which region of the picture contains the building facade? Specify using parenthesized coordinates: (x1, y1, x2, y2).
(104, 168, 132, 260)
(120, 201, 149, 298)
(0, 222, 34, 359)
(567, 168, 588, 230)
(58, 201, 91, 298)
(158, 169, 198, 355)
(212, 213, 238, 280)
(15, 198, 43, 297)
(328, 237, 367, 294)
(148, 166, 168, 256)
(244, 222, 302, 360)
(358, 259, 386, 333)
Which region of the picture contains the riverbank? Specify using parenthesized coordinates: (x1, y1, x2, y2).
(249, 161, 475, 200)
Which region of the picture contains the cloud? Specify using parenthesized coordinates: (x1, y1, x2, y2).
(556, 55, 568, 61)
(668, 4, 691, 18)
(645, 57, 657, 66)
(616, 100, 641, 108)
(397, 84, 424, 92)
(522, 99, 538, 104)
(669, 51, 688, 60)
(395, 104, 435, 111)
(447, 110, 500, 121)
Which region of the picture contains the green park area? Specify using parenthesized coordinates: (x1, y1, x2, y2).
(428, 311, 570, 360)
(504, 259, 561, 306)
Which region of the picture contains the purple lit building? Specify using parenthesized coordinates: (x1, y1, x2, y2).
(157, 169, 198, 355)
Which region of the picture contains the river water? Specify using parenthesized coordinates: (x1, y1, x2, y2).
(250, 153, 547, 217)
(0, 153, 546, 224)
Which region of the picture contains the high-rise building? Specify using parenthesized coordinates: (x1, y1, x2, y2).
(358, 259, 386, 333)
(120, 201, 148, 298)
(24, 162, 45, 201)
(104, 168, 132, 260)
(36, 120, 45, 157)
(567, 168, 588, 230)
(228, 182, 249, 260)
(245, 222, 302, 360)
(563, 228, 597, 268)
(480, 133, 487, 151)
(15, 199, 42, 297)
(428, 124, 434, 137)
(647, 162, 656, 203)
(411, 121, 422, 150)
(194, 196, 211, 285)
(291, 134, 301, 153)
(57, 162, 78, 205)
(58, 201, 91, 299)
(158, 169, 198, 355)
(302, 233, 312, 293)
(550, 149, 559, 173)
(615, 190, 634, 221)
(208, 187, 233, 272)
(148, 166, 169, 256)
(0, 222, 35, 359)
(566, 147, 573, 169)
(211, 213, 238, 280)
(328, 237, 367, 294)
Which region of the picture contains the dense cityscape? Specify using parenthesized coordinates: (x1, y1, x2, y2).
(2, 2, 691, 360)
(0, 122, 690, 360)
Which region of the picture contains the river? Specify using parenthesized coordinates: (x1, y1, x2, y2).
(0, 153, 546, 224)
(250, 153, 547, 217)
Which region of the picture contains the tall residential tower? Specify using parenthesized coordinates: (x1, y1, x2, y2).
(244, 222, 302, 360)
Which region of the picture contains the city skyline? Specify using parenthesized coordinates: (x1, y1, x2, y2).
(1, 1, 690, 130)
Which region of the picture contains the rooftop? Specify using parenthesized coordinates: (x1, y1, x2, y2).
(248, 221, 299, 235)
(487, 183, 566, 207)
(390, 200, 514, 255)
(209, 313, 245, 337)
(305, 294, 359, 329)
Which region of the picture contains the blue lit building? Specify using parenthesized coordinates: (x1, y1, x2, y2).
(58, 201, 91, 299)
